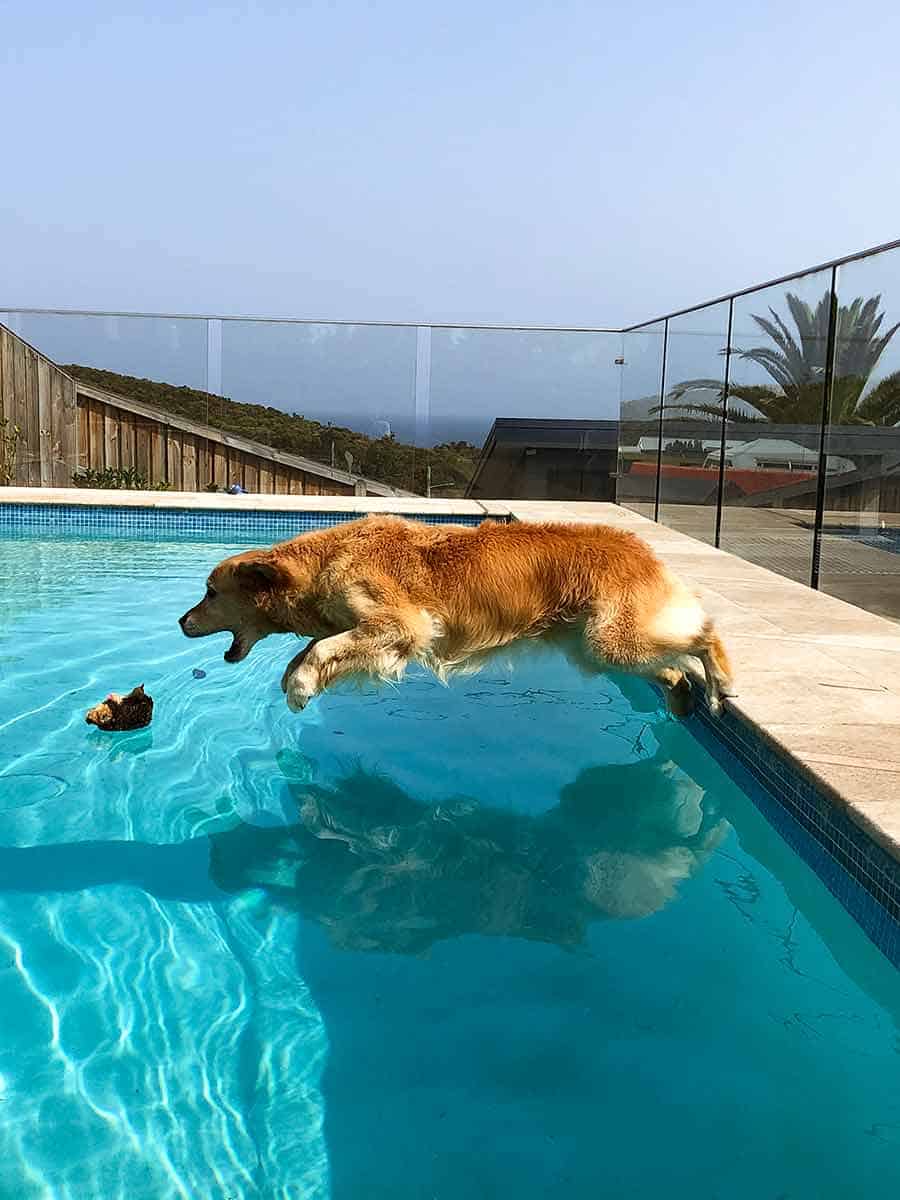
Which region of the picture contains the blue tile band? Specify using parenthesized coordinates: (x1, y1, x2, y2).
(0, 503, 494, 543)
(691, 698, 900, 968)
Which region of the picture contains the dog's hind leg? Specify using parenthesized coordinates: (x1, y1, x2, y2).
(582, 604, 666, 685)
(582, 596, 730, 719)
(281, 606, 437, 712)
(689, 621, 733, 716)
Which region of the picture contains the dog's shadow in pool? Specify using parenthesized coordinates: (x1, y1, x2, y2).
(207, 753, 726, 954)
(0, 752, 725, 954)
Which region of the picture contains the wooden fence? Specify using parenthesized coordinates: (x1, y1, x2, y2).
(0, 322, 408, 497)
(0, 324, 78, 486)
(74, 385, 400, 496)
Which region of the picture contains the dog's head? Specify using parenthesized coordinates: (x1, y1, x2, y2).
(179, 549, 287, 663)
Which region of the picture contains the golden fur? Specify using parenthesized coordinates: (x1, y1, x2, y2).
(179, 515, 732, 717)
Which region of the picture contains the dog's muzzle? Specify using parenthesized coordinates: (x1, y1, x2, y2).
(179, 612, 200, 637)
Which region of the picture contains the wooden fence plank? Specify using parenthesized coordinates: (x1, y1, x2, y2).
(195, 439, 208, 491)
(62, 376, 78, 482)
(26, 348, 42, 486)
(0, 330, 19, 480)
(134, 419, 152, 480)
(51, 369, 68, 483)
(244, 458, 259, 494)
(169, 429, 184, 491)
(213, 443, 228, 490)
(0, 328, 8, 424)
(149, 425, 165, 484)
(16, 340, 34, 484)
(37, 357, 52, 486)
(182, 434, 198, 491)
(103, 404, 119, 472)
(90, 400, 105, 471)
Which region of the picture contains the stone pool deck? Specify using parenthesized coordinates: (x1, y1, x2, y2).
(3, 487, 899, 864)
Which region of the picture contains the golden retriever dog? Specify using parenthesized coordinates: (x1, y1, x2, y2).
(179, 515, 732, 717)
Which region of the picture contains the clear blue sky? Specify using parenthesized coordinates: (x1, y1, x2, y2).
(2, 0, 898, 326)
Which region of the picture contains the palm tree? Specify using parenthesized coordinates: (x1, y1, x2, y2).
(661, 292, 900, 426)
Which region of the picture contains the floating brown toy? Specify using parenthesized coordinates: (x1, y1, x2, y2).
(85, 685, 154, 731)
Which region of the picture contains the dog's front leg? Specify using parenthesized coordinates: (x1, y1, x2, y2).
(280, 629, 395, 713)
(280, 608, 434, 712)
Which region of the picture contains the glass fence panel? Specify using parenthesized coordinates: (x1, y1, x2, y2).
(217, 321, 419, 496)
(616, 322, 665, 519)
(819, 254, 900, 620)
(657, 302, 730, 544)
(428, 328, 621, 501)
(718, 269, 831, 584)
(0, 312, 208, 490)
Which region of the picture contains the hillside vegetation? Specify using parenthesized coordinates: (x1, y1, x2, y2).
(65, 365, 479, 495)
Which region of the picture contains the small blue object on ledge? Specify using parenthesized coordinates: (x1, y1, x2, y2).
(227, 483, 246, 495)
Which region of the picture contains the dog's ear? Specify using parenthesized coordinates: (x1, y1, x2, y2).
(234, 552, 283, 590)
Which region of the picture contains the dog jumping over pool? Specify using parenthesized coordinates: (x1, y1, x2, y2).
(179, 516, 732, 718)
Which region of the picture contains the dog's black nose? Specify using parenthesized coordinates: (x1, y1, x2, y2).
(178, 614, 188, 631)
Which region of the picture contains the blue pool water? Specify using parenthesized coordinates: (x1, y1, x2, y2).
(2, 528, 900, 1200)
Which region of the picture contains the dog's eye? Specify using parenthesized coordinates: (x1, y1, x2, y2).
(205, 585, 216, 600)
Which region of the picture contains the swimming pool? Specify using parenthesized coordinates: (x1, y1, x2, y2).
(2, 514, 900, 1199)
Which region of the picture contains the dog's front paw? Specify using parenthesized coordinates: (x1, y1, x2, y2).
(284, 667, 317, 713)
(281, 642, 316, 694)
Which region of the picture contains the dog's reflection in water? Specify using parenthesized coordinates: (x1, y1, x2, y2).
(209, 753, 727, 955)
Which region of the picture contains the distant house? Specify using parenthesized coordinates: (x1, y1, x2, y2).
(703, 438, 855, 475)
(729, 454, 900, 514)
(465, 418, 619, 501)
(616, 463, 721, 507)
(618, 424, 900, 516)
(633, 436, 741, 456)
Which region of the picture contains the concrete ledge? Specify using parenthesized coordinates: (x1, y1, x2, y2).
(0, 486, 502, 517)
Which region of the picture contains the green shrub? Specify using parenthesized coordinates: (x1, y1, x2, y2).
(74, 466, 170, 491)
